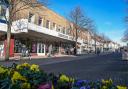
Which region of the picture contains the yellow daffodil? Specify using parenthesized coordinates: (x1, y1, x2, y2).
(52, 84, 54, 89)
(102, 79, 113, 84)
(117, 85, 127, 89)
(22, 63, 30, 67)
(16, 65, 22, 70)
(30, 64, 39, 71)
(0, 66, 8, 74)
(12, 71, 27, 83)
(70, 78, 75, 83)
(21, 82, 31, 89)
(102, 85, 107, 89)
(59, 74, 69, 82)
(16, 63, 30, 70)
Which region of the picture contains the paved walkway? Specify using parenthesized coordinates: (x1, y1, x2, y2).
(0, 53, 106, 67)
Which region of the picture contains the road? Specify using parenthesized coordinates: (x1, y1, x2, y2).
(0, 53, 127, 85)
(40, 53, 128, 85)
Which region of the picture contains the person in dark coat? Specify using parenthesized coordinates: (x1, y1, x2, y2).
(97, 49, 100, 56)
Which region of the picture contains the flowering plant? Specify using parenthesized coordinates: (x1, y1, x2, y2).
(0, 63, 47, 89)
(0, 63, 127, 89)
(53, 74, 74, 89)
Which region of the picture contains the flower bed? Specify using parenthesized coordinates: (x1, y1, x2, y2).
(0, 63, 127, 89)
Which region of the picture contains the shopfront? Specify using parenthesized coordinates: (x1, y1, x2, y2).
(14, 38, 46, 56)
(0, 29, 75, 58)
(0, 41, 4, 57)
(13, 37, 75, 56)
(0, 33, 5, 57)
(37, 43, 45, 56)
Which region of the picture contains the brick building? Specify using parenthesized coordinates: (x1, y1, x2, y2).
(0, 0, 92, 58)
(0, 0, 120, 58)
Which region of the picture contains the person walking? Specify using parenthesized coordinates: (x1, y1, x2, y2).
(97, 48, 100, 56)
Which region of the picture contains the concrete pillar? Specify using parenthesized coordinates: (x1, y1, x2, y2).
(80, 45, 82, 54)
(37, 43, 39, 53)
(59, 42, 62, 54)
(48, 44, 52, 56)
(44, 44, 46, 55)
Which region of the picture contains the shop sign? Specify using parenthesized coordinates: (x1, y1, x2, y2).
(69, 36, 74, 40)
(12, 19, 28, 33)
(58, 33, 68, 39)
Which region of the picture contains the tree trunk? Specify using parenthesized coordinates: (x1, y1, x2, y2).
(5, 3, 12, 61)
(75, 28, 77, 55)
(5, 23, 11, 61)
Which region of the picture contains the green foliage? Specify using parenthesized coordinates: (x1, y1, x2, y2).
(0, 63, 127, 89)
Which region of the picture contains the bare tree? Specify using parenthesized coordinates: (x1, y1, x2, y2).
(123, 0, 128, 42)
(84, 17, 97, 34)
(68, 6, 93, 55)
(1, 0, 47, 61)
(85, 18, 97, 53)
(123, 14, 128, 42)
(122, 28, 128, 42)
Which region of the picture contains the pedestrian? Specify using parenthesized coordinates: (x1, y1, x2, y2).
(97, 49, 100, 56)
(74, 47, 76, 55)
(70, 48, 74, 55)
(21, 44, 26, 57)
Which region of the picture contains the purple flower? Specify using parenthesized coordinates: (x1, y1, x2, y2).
(74, 80, 89, 86)
(80, 86, 86, 89)
(86, 85, 91, 89)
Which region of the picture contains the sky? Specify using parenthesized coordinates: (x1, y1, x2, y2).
(44, 0, 127, 46)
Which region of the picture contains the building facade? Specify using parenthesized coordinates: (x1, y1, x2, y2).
(0, 0, 92, 58)
(0, 0, 120, 58)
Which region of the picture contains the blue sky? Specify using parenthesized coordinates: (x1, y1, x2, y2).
(45, 0, 127, 45)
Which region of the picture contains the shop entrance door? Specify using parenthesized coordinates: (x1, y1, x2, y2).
(0, 41, 4, 57)
(37, 43, 45, 56)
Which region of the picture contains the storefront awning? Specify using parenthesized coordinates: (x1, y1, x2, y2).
(14, 30, 75, 44)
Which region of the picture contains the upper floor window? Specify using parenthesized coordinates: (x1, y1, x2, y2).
(0, 6, 6, 17)
(28, 13, 35, 23)
(52, 22, 56, 30)
(57, 25, 61, 32)
(38, 16, 42, 26)
(66, 27, 71, 35)
(61, 27, 65, 34)
(46, 20, 50, 29)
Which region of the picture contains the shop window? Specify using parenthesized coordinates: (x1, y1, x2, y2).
(66, 28, 71, 35)
(31, 43, 37, 53)
(46, 20, 50, 29)
(14, 39, 37, 53)
(14, 39, 23, 53)
(52, 44, 59, 54)
(37, 43, 44, 53)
